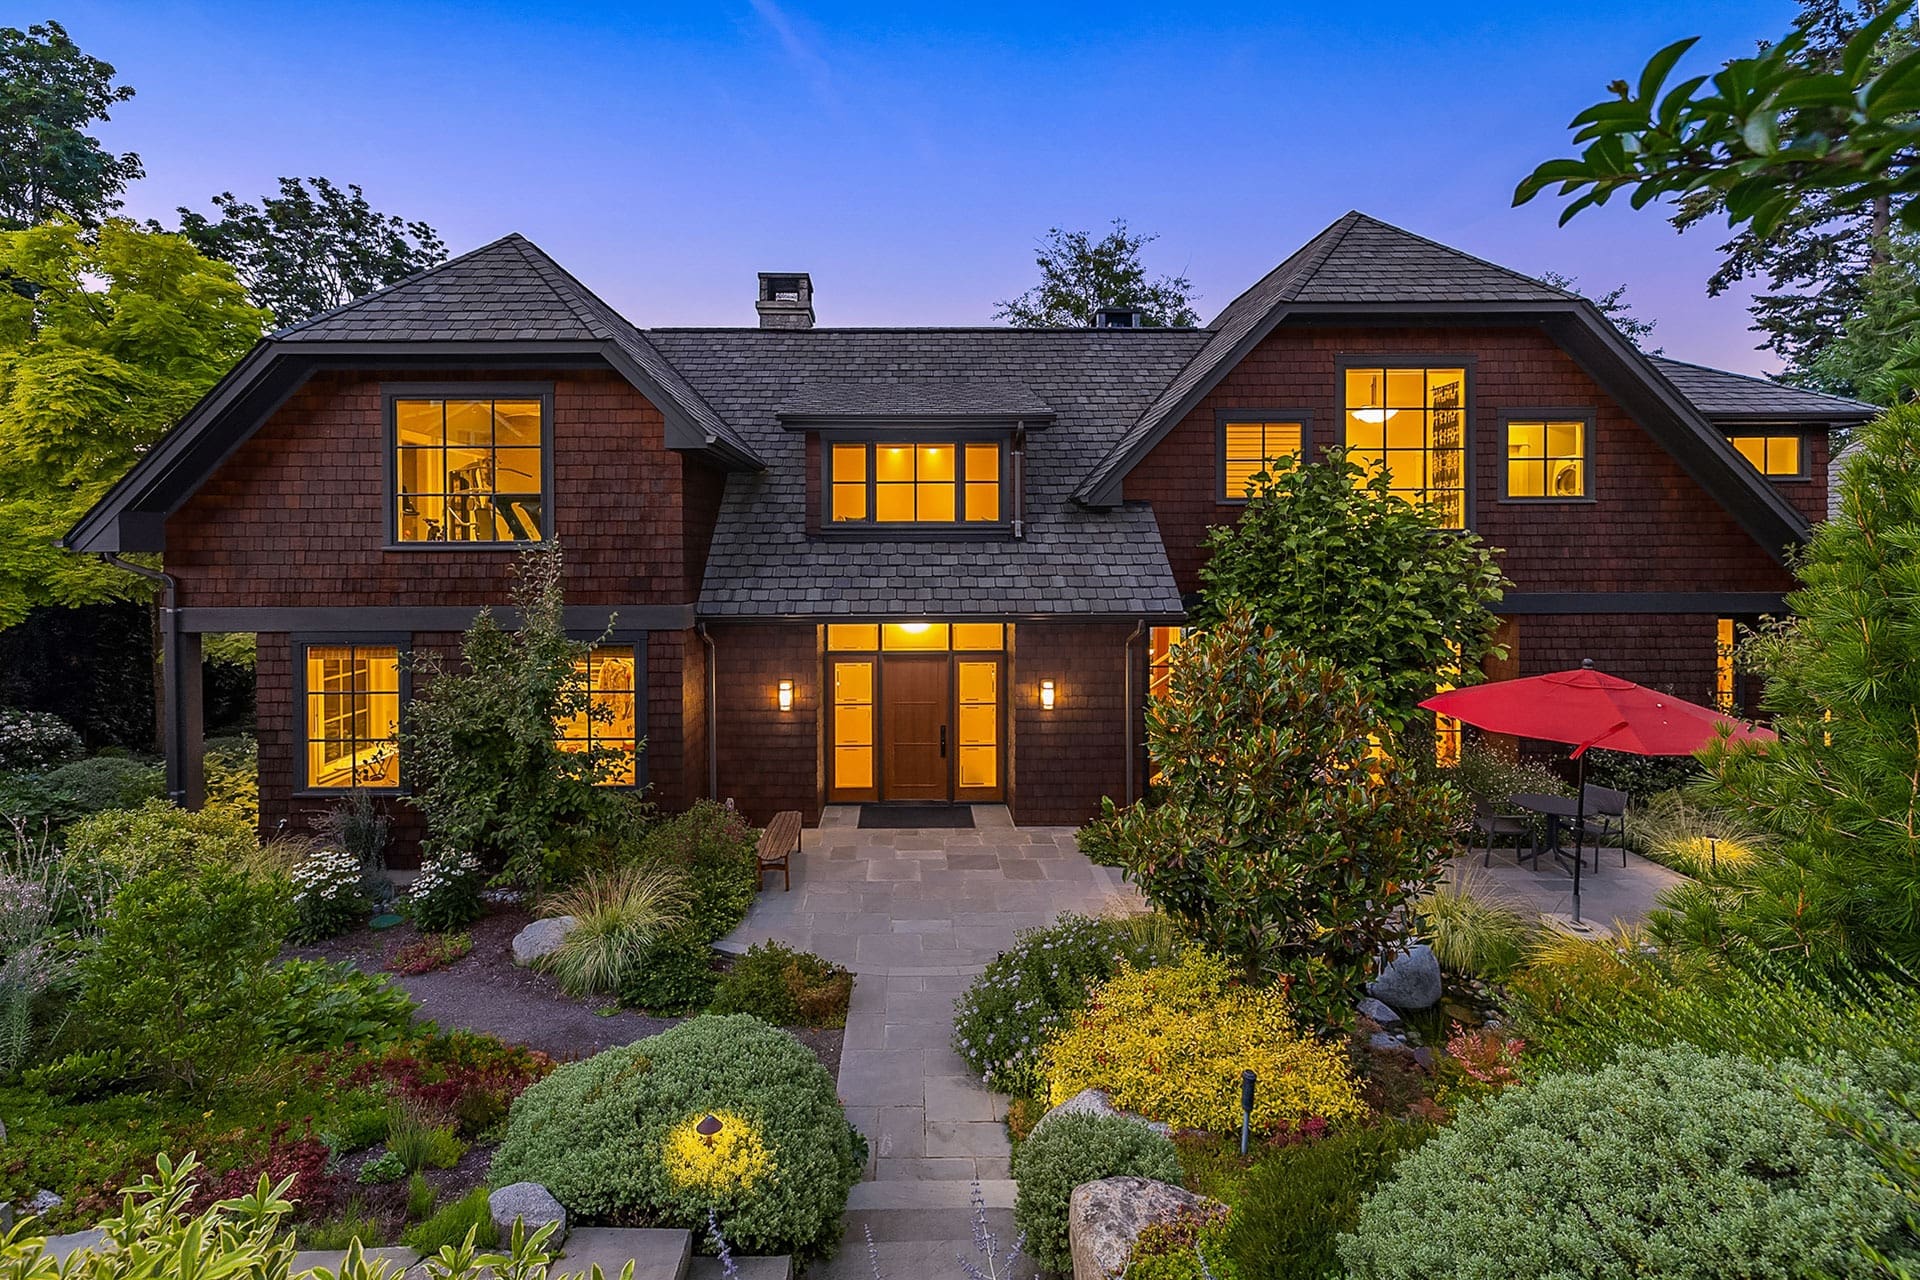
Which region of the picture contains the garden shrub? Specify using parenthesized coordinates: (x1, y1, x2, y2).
(0, 755, 164, 827)
(404, 1186, 498, 1252)
(632, 800, 758, 942)
(1224, 1122, 1433, 1280)
(539, 865, 690, 997)
(203, 735, 259, 828)
(1124, 1208, 1239, 1280)
(322, 1104, 393, 1156)
(1041, 950, 1365, 1132)
(1338, 1046, 1919, 1280)
(63, 798, 261, 896)
(70, 862, 292, 1091)
(953, 911, 1182, 1097)
(290, 846, 367, 942)
(619, 932, 721, 1014)
(490, 1014, 864, 1258)
(405, 850, 484, 931)
(1411, 875, 1532, 978)
(261, 959, 416, 1052)
(1435, 738, 1566, 809)
(1011, 1111, 1182, 1273)
(357, 1149, 406, 1185)
(0, 707, 84, 771)
(708, 941, 852, 1028)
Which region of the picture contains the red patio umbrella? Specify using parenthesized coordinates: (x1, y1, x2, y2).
(1418, 661, 1775, 921)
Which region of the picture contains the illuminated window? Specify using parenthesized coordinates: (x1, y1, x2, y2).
(1434, 642, 1462, 767)
(1221, 421, 1305, 499)
(956, 660, 999, 790)
(1729, 434, 1804, 478)
(394, 396, 545, 542)
(304, 644, 401, 790)
(1715, 618, 1737, 713)
(1505, 419, 1588, 498)
(1344, 366, 1468, 529)
(824, 623, 1007, 652)
(831, 659, 875, 793)
(555, 646, 638, 786)
(1148, 626, 1189, 702)
(827, 441, 1003, 526)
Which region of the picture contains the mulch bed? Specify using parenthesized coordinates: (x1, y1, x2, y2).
(289, 907, 843, 1077)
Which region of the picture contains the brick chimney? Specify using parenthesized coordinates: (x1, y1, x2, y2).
(756, 272, 814, 329)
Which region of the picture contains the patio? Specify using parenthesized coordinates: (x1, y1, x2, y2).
(719, 804, 1139, 1278)
(1449, 842, 1690, 928)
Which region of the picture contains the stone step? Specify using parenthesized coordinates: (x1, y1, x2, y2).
(846, 1179, 1016, 1211)
(558, 1226, 692, 1280)
(293, 1246, 420, 1277)
(686, 1255, 792, 1280)
(42, 1229, 106, 1263)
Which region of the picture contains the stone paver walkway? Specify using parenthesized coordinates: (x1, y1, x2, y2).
(720, 805, 1139, 1278)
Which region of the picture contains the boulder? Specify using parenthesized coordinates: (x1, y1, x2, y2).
(1069, 1176, 1226, 1280)
(511, 917, 577, 967)
(27, 1190, 62, 1216)
(489, 1181, 568, 1245)
(1367, 943, 1442, 1012)
(1355, 996, 1402, 1026)
(1031, 1088, 1171, 1140)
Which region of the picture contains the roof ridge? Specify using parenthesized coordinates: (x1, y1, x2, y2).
(269, 232, 532, 338)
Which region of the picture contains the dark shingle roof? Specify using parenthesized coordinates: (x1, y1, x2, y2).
(274, 235, 757, 464)
(1650, 356, 1878, 422)
(778, 378, 1055, 419)
(646, 328, 1209, 617)
(1075, 212, 1576, 503)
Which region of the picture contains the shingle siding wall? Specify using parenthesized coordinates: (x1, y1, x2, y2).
(167, 369, 698, 607)
(1126, 324, 1802, 598)
(1510, 613, 1720, 705)
(1011, 622, 1134, 828)
(709, 622, 821, 826)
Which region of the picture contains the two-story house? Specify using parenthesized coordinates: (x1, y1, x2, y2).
(65, 212, 1874, 851)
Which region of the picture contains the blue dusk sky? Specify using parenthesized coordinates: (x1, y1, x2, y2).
(56, 1, 1803, 372)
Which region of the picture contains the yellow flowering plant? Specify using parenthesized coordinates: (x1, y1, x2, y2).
(661, 1110, 771, 1194)
(1040, 951, 1365, 1132)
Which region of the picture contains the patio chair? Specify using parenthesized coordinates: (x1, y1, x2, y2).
(1471, 800, 1539, 869)
(1579, 784, 1630, 867)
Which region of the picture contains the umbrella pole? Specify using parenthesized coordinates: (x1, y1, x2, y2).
(1571, 752, 1587, 924)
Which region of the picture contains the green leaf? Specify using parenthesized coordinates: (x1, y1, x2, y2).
(1637, 36, 1702, 107)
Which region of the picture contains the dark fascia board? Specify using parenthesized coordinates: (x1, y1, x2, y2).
(177, 603, 697, 633)
(1074, 297, 1812, 564)
(696, 609, 1190, 625)
(63, 338, 761, 555)
(1703, 410, 1877, 426)
(777, 412, 1057, 430)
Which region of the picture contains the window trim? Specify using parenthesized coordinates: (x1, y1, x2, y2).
(1498, 408, 1598, 504)
(1335, 355, 1478, 530)
(381, 382, 557, 551)
(1214, 409, 1314, 505)
(561, 629, 650, 792)
(292, 632, 412, 797)
(817, 427, 1013, 539)
(1725, 426, 1813, 481)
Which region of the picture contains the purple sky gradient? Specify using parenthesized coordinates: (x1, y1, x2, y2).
(59, 0, 1801, 372)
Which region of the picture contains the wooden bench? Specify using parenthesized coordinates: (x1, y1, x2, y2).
(757, 810, 802, 892)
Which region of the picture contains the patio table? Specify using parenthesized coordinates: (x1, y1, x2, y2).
(1509, 792, 1598, 873)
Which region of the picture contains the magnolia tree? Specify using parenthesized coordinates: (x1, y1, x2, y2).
(1197, 450, 1506, 734)
(1079, 607, 1464, 1029)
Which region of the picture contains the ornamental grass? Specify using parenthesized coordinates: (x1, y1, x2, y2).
(1040, 950, 1365, 1133)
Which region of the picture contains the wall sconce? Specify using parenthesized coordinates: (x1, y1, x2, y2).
(777, 679, 794, 712)
(1039, 679, 1056, 711)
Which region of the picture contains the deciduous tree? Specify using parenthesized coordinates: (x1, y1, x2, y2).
(995, 219, 1199, 327)
(0, 19, 142, 228)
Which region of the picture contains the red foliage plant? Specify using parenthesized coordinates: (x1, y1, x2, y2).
(190, 1123, 339, 1220)
(1445, 1022, 1526, 1087)
(346, 1033, 554, 1135)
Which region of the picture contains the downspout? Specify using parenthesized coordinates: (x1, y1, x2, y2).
(102, 554, 185, 805)
(697, 622, 718, 801)
(1122, 620, 1145, 803)
(1011, 423, 1027, 540)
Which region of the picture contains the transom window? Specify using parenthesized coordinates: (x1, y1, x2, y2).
(1221, 421, 1305, 499)
(1506, 419, 1589, 499)
(825, 622, 1006, 652)
(1729, 433, 1804, 477)
(303, 644, 401, 790)
(1344, 366, 1468, 529)
(393, 395, 546, 543)
(555, 646, 639, 786)
(829, 441, 1003, 526)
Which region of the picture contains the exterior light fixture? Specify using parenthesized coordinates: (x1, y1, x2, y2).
(696, 1113, 723, 1148)
(1240, 1070, 1257, 1155)
(1040, 679, 1056, 711)
(899, 621, 931, 635)
(777, 680, 794, 712)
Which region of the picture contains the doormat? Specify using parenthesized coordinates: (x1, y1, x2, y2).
(858, 804, 975, 829)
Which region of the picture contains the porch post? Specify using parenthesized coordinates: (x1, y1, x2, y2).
(163, 625, 205, 809)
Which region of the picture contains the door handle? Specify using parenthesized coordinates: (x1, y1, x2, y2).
(940, 725, 948, 758)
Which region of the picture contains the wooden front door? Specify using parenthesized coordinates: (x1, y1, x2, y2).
(881, 656, 949, 801)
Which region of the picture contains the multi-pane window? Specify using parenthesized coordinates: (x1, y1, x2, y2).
(1715, 618, 1737, 714)
(555, 646, 638, 786)
(394, 397, 545, 542)
(1506, 419, 1588, 498)
(304, 644, 401, 790)
(1148, 626, 1189, 702)
(828, 441, 1003, 526)
(1729, 434, 1804, 477)
(1221, 421, 1304, 498)
(1344, 366, 1468, 529)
